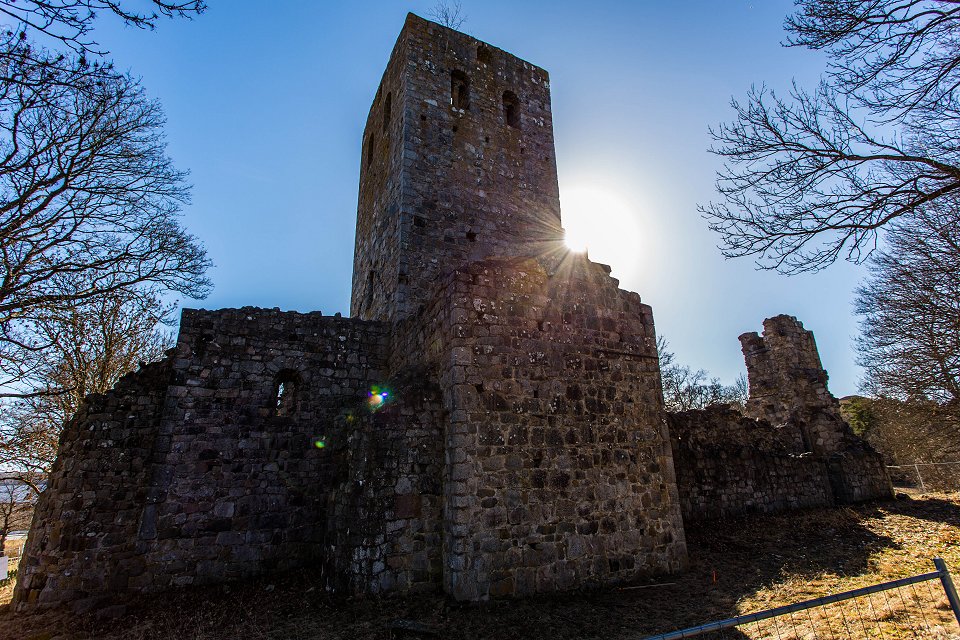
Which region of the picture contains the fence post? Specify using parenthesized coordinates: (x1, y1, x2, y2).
(935, 558, 960, 626)
(915, 463, 925, 490)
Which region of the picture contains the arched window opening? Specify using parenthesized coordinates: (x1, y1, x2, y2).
(383, 92, 392, 132)
(274, 370, 299, 417)
(451, 70, 470, 111)
(503, 90, 520, 128)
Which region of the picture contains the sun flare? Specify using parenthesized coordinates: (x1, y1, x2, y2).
(561, 186, 644, 279)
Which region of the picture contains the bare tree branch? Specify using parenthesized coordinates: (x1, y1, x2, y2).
(0, 288, 172, 481)
(705, 0, 960, 273)
(0, 1, 205, 54)
(0, 37, 210, 388)
(428, 1, 467, 30)
(855, 203, 960, 404)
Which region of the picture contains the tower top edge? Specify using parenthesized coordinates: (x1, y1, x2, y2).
(401, 12, 550, 77)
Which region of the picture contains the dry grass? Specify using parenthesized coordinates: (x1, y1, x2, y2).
(1, 492, 959, 640)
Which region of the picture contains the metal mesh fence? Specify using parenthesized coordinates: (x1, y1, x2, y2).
(644, 560, 960, 640)
(888, 463, 960, 492)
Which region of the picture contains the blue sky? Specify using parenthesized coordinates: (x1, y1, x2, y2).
(87, 1, 867, 396)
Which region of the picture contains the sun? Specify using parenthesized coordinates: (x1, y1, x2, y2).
(560, 186, 644, 280)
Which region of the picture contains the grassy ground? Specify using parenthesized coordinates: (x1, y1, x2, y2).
(1, 491, 958, 640)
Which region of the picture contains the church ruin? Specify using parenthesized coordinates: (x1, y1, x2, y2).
(14, 14, 891, 612)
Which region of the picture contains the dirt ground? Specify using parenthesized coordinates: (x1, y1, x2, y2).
(1, 491, 959, 640)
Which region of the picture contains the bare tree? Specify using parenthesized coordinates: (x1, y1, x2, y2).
(428, 0, 467, 30)
(0, 37, 210, 394)
(658, 336, 745, 412)
(726, 373, 749, 411)
(0, 477, 34, 552)
(851, 199, 960, 466)
(702, 0, 960, 273)
(0, 0, 206, 501)
(0, 1, 205, 53)
(841, 395, 960, 465)
(855, 204, 960, 405)
(0, 289, 171, 486)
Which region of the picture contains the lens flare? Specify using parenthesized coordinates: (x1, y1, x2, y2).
(314, 439, 326, 449)
(367, 385, 391, 411)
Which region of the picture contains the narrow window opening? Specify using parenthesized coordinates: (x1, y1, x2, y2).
(503, 91, 520, 128)
(451, 70, 470, 110)
(466, 231, 477, 242)
(274, 370, 299, 417)
(383, 92, 392, 132)
(799, 424, 814, 453)
(366, 270, 375, 311)
(366, 134, 374, 168)
(477, 44, 492, 64)
(194, 333, 213, 357)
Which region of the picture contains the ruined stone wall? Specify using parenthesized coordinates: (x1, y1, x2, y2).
(668, 406, 833, 522)
(351, 14, 564, 323)
(827, 450, 894, 504)
(664, 316, 892, 524)
(740, 315, 850, 455)
(739, 315, 893, 503)
(15, 360, 172, 612)
(430, 255, 687, 600)
(15, 308, 404, 610)
(134, 308, 393, 593)
(326, 369, 446, 595)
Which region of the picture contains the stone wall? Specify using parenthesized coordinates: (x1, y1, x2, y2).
(429, 255, 687, 599)
(14, 360, 171, 612)
(741, 315, 850, 455)
(668, 406, 833, 522)
(15, 308, 412, 610)
(739, 315, 892, 503)
(666, 316, 893, 523)
(135, 308, 393, 593)
(325, 369, 446, 595)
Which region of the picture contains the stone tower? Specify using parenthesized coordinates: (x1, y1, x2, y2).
(17, 14, 692, 610)
(15, 15, 893, 613)
(351, 14, 564, 322)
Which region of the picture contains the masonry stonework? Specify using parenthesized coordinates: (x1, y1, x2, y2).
(669, 316, 892, 522)
(352, 15, 563, 323)
(15, 15, 888, 612)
